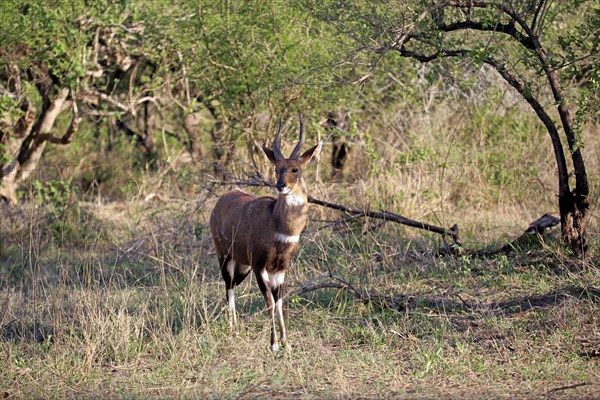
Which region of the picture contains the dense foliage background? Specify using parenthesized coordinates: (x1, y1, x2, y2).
(2, 1, 598, 232)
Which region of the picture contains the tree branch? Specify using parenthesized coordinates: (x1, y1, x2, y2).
(291, 273, 409, 309)
(78, 88, 134, 115)
(37, 113, 82, 145)
(395, 44, 571, 198)
(436, 19, 534, 50)
(308, 196, 462, 246)
(17, 87, 70, 165)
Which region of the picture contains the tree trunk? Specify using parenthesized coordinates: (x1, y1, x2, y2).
(183, 111, 206, 162)
(0, 100, 37, 203)
(560, 191, 589, 255)
(17, 88, 70, 182)
(0, 88, 71, 204)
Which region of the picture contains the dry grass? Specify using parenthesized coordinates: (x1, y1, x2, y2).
(1, 189, 599, 399)
(1, 90, 599, 398)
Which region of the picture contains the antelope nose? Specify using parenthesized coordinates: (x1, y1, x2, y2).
(276, 181, 286, 191)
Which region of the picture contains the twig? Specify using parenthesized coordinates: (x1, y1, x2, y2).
(291, 273, 366, 301)
(308, 196, 462, 246)
(235, 378, 271, 400)
(294, 281, 347, 294)
(547, 381, 590, 393)
(327, 273, 368, 300)
(291, 273, 409, 310)
(311, 214, 364, 232)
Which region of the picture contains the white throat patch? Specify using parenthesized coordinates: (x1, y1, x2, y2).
(274, 232, 300, 244)
(284, 193, 306, 207)
(275, 187, 306, 207)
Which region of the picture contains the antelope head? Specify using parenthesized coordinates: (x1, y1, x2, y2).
(262, 115, 322, 200)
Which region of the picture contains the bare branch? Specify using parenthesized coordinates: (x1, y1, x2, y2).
(435, 19, 534, 50)
(82, 110, 125, 117)
(37, 113, 82, 145)
(532, 0, 552, 37)
(547, 382, 591, 394)
(291, 273, 409, 310)
(78, 88, 134, 115)
(290, 273, 368, 301)
(308, 196, 462, 246)
(355, 7, 432, 85)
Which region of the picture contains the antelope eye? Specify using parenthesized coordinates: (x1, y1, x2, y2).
(291, 168, 299, 173)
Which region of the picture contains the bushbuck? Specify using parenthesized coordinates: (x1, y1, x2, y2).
(210, 116, 321, 352)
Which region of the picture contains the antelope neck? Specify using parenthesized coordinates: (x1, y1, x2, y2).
(273, 184, 308, 243)
(276, 180, 308, 208)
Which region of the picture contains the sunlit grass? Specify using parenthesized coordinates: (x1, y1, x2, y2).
(1, 194, 599, 399)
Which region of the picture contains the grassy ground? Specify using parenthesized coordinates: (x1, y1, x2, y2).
(1, 190, 599, 399)
(2, 90, 599, 398)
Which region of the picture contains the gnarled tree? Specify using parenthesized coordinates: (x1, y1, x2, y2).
(310, 0, 597, 255)
(0, 1, 155, 203)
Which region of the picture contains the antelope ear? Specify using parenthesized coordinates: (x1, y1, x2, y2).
(262, 144, 278, 165)
(299, 141, 322, 167)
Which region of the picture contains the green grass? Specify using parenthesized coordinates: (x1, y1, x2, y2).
(1, 199, 599, 399)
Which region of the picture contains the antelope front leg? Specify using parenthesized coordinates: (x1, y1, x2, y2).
(273, 285, 288, 350)
(268, 292, 279, 352)
(223, 260, 239, 335)
(255, 269, 280, 352)
(226, 287, 238, 333)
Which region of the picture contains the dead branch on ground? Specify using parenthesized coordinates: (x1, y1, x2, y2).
(473, 213, 560, 257)
(289, 273, 408, 309)
(308, 195, 462, 247)
(211, 175, 562, 256)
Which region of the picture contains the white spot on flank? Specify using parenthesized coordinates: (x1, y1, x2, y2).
(259, 270, 286, 289)
(270, 271, 285, 288)
(226, 260, 236, 277)
(274, 232, 300, 243)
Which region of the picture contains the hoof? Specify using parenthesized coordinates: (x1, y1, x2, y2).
(271, 343, 280, 353)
